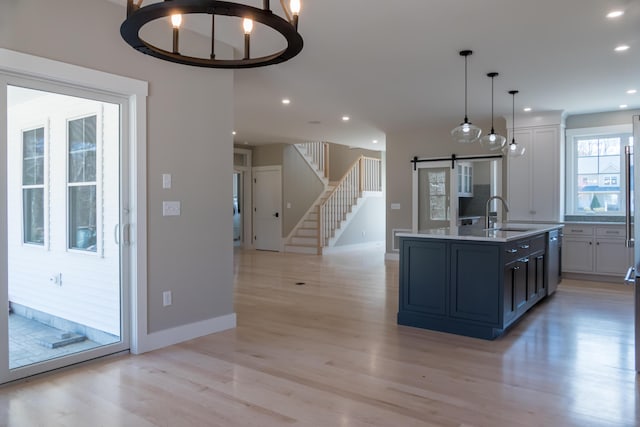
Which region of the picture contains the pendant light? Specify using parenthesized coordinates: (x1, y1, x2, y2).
(451, 50, 482, 144)
(504, 90, 526, 157)
(479, 72, 507, 151)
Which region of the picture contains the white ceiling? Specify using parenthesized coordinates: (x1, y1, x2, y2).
(112, 0, 640, 151)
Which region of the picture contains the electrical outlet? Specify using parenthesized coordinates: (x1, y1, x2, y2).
(163, 291, 172, 307)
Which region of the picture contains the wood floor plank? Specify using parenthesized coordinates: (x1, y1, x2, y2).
(1, 247, 639, 426)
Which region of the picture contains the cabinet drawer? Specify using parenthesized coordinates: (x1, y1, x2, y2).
(563, 225, 594, 236)
(529, 235, 546, 253)
(596, 226, 625, 238)
(504, 241, 522, 263)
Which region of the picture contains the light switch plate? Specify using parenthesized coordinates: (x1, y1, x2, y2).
(162, 173, 172, 189)
(163, 201, 181, 216)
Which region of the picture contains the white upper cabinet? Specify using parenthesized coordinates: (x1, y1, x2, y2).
(506, 111, 565, 223)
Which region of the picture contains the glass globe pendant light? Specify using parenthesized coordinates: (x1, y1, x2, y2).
(479, 72, 507, 151)
(451, 50, 482, 144)
(504, 90, 526, 157)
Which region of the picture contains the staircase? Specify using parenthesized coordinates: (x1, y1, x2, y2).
(285, 144, 382, 255)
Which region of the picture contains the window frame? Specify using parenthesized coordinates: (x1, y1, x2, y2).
(565, 124, 633, 217)
(65, 107, 103, 255)
(20, 123, 48, 248)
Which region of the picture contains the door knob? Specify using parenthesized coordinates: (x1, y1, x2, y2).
(274, 212, 279, 218)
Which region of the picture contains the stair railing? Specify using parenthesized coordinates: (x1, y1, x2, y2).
(318, 156, 382, 248)
(295, 142, 329, 179)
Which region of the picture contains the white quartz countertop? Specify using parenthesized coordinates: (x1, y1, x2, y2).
(398, 223, 564, 243)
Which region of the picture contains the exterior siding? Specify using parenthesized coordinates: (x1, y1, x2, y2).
(8, 90, 120, 336)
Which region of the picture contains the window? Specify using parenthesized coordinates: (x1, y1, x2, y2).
(566, 125, 633, 216)
(68, 115, 97, 251)
(22, 127, 45, 245)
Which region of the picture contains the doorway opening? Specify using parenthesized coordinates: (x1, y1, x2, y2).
(5, 83, 129, 376)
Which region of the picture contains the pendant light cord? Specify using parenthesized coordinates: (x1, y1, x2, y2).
(490, 75, 495, 133)
(464, 54, 468, 121)
(511, 91, 516, 144)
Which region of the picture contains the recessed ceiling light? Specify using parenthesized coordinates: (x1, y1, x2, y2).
(627, 89, 637, 94)
(372, 139, 378, 144)
(620, 104, 628, 109)
(342, 116, 350, 122)
(523, 107, 532, 112)
(615, 45, 630, 52)
(607, 10, 624, 18)
(232, 131, 237, 135)
(282, 98, 291, 105)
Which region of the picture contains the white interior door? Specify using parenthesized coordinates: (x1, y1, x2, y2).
(253, 167, 281, 251)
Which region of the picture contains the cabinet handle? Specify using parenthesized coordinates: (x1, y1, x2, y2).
(513, 266, 520, 271)
(506, 249, 518, 254)
(596, 242, 600, 245)
(522, 258, 529, 263)
(571, 229, 583, 233)
(520, 244, 530, 249)
(589, 241, 592, 245)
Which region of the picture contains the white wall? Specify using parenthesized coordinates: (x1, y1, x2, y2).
(1, 0, 235, 347)
(8, 93, 120, 335)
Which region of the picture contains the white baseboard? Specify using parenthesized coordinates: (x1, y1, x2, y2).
(322, 241, 384, 254)
(134, 312, 236, 354)
(384, 252, 399, 261)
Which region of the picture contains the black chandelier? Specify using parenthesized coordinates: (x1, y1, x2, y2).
(120, 0, 304, 69)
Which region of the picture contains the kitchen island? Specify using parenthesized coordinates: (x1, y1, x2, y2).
(397, 224, 563, 339)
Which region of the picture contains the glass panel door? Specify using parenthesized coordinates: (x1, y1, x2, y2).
(2, 81, 129, 382)
(416, 163, 453, 232)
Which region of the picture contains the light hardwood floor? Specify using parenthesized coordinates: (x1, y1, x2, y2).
(1, 246, 639, 426)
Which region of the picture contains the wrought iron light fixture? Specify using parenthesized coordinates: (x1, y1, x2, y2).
(479, 72, 507, 151)
(451, 50, 482, 144)
(505, 90, 526, 157)
(120, 0, 304, 69)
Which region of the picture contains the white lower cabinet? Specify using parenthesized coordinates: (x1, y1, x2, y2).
(562, 224, 631, 277)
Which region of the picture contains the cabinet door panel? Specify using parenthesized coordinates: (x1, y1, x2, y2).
(450, 243, 500, 324)
(562, 237, 593, 273)
(507, 129, 533, 221)
(595, 239, 631, 275)
(531, 127, 559, 221)
(515, 259, 528, 310)
(401, 240, 448, 315)
(503, 261, 517, 325)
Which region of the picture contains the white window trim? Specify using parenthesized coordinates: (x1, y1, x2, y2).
(65, 111, 102, 256)
(0, 48, 149, 359)
(566, 124, 632, 216)
(19, 123, 49, 249)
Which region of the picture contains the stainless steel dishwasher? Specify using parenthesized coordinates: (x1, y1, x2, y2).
(547, 229, 562, 295)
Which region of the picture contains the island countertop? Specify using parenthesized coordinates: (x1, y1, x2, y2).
(398, 223, 563, 243)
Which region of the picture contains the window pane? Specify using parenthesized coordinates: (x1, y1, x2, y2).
(23, 188, 44, 245)
(576, 139, 599, 157)
(599, 138, 621, 155)
(22, 128, 44, 185)
(69, 185, 96, 251)
(598, 155, 620, 174)
(68, 116, 96, 183)
(577, 157, 598, 174)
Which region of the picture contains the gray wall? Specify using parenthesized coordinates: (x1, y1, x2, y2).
(329, 143, 381, 181)
(386, 118, 505, 254)
(2, 0, 235, 334)
(252, 143, 285, 167)
(566, 109, 640, 129)
(282, 145, 325, 237)
(334, 195, 385, 246)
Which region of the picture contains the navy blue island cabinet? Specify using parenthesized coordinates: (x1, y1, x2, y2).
(398, 232, 551, 339)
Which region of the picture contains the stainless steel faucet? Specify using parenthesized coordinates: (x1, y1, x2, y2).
(486, 196, 510, 229)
